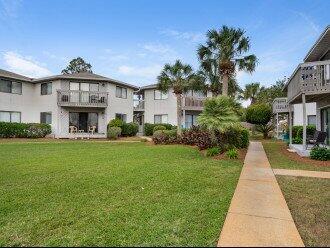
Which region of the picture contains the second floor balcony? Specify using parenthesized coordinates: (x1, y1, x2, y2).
(133, 99, 145, 111)
(182, 96, 205, 111)
(287, 60, 330, 103)
(57, 90, 108, 108)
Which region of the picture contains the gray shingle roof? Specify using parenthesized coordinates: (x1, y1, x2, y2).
(0, 69, 139, 90)
(0, 69, 33, 82)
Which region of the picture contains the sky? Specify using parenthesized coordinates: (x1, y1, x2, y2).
(0, 0, 329, 90)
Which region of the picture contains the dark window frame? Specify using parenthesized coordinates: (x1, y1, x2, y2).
(116, 86, 127, 99)
(0, 79, 22, 95)
(41, 82, 52, 95)
(115, 113, 127, 122)
(40, 112, 52, 124)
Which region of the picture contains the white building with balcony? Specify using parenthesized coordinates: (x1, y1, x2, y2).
(133, 84, 211, 133)
(0, 69, 138, 138)
(284, 25, 330, 155)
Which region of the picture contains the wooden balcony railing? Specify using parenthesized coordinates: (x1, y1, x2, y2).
(272, 97, 289, 114)
(133, 100, 145, 111)
(57, 90, 108, 108)
(287, 60, 330, 102)
(182, 96, 205, 110)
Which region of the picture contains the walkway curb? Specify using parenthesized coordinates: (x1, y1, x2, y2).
(217, 142, 304, 247)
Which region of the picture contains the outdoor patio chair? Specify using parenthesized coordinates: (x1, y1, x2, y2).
(88, 126, 96, 135)
(306, 131, 327, 149)
(69, 125, 78, 134)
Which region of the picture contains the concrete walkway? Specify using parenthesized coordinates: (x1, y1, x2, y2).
(218, 142, 304, 247)
(273, 168, 330, 179)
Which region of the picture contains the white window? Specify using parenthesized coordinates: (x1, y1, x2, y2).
(154, 90, 168, 100)
(185, 114, 199, 128)
(154, 114, 168, 124)
(307, 115, 316, 125)
(115, 113, 127, 122)
(116, 86, 127, 99)
(0, 111, 21, 123)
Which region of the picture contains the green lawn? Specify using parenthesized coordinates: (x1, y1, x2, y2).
(262, 140, 330, 172)
(277, 176, 330, 247)
(0, 141, 242, 246)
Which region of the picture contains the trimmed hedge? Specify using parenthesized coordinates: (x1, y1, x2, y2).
(0, 122, 51, 138)
(310, 147, 330, 161)
(121, 122, 139, 137)
(107, 127, 122, 140)
(144, 123, 174, 136)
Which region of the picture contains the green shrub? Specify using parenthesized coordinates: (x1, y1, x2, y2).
(153, 125, 166, 133)
(108, 118, 124, 128)
(153, 130, 178, 144)
(310, 147, 330, 161)
(206, 147, 221, 157)
(107, 127, 121, 140)
(0, 122, 51, 138)
(246, 103, 272, 125)
(121, 122, 139, 137)
(215, 125, 250, 149)
(180, 126, 204, 145)
(291, 125, 316, 144)
(226, 148, 238, 159)
(144, 123, 174, 136)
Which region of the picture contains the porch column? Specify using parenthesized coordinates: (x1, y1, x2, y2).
(276, 113, 279, 139)
(302, 93, 307, 150)
(289, 104, 292, 145)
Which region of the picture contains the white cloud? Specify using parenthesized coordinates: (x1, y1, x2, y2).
(42, 51, 68, 62)
(294, 11, 320, 34)
(3, 51, 52, 78)
(0, 0, 22, 18)
(118, 64, 162, 79)
(160, 29, 204, 42)
(142, 43, 173, 54)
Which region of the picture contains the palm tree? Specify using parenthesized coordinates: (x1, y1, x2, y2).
(240, 82, 264, 104)
(198, 26, 257, 96)
(157, 60, 202, 135)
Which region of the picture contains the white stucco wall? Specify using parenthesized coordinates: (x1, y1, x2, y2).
(293, 102, 316, 125)
(144, 88, 178, 125)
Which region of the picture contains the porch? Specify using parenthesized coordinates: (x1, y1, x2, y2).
(289, 144, 330, 157)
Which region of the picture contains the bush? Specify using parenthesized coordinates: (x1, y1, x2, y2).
(121, 122, 138, 137)
(226, 148, 238, 159)
(195, 129, 217, 150)
(153, 125, 166, 133)
(310, 147, 330, 161)
(206, 147, 221, 157)
(144, 123, 174, 136)
(0, 122, 51, 138)
(107, 127, 122, 140)
(108, 118, 124, 128)
(292, 125, 316, 144)
(246, 103, 272, 125)
(215, 125, 250, 149)
(180, 126, 204, 145)
(153, 130, 178, 144)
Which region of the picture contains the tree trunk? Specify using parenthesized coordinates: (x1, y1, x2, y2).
(222, 74, 229, 96)
(176, 94, 182, 135)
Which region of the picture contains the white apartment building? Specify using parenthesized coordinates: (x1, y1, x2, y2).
(0, 69, 138, 138)
(133, 84, 212, 132)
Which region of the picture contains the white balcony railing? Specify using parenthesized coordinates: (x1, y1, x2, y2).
(57, 90, 108, 108)
(133, 100, 145, 111)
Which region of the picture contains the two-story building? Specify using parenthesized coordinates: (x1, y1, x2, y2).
(284, 25, 330, 155)
(0, 69, 138, 138)
(133, 84, 211, 133)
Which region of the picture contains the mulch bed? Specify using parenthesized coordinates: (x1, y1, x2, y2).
(270, 141, 330, 167)
(213, 148, 247, 162)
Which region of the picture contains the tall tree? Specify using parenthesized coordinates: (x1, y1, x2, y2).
(62, 57, 93, 74)
(256, 78, 286, 105)
(157, 60, 202, 135)
(198, 26, 257, 96)
(239, 82, 264, 104)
